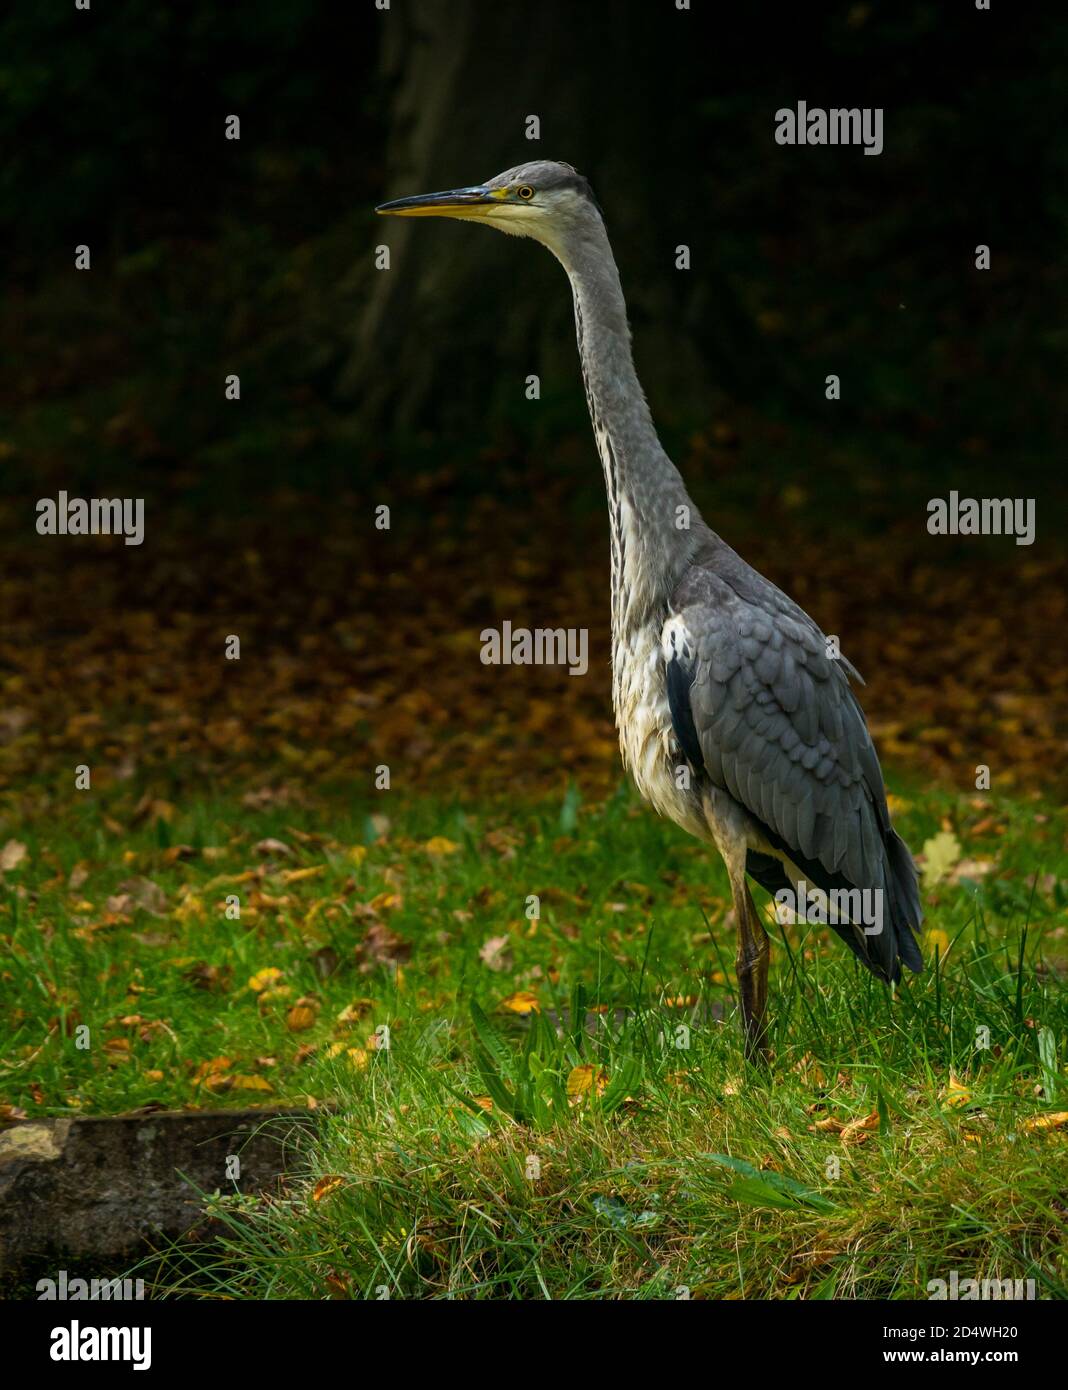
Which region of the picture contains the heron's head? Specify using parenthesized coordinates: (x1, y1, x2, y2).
(375, 160, 602, 257)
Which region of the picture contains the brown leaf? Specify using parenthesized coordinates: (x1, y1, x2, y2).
(840, 1110, 880, 1144)
(312, 1175, 346, 1203)
(116, 877, 167, 916)
(286, 998, 321, 1032)
(254, 838, 292, 858)
(162, 844, 197, 864)
(0, 840, 28, 871)
(67, 861, 90, 890)
(184, 961, 232, 992)
(355, 921, 410, 971)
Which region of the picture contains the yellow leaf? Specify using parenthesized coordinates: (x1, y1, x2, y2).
(921, 831, 961, 889)
(231, 1074, 274, 1092)
(941, 1072, 972, 1109)
(312, 1175, 346, 1203)
(348, 846, 367, 867)
(424, 836, 461, 857)
(281, 866, 326, 884)
(369, 891, 402, 913)
(258, 985, 292, 1006)
(567, 1064, 608, 1100)
(499, 991, 540, 1015)
(1019, 1111, 1068, 1133)
(249, 967, 284, 992)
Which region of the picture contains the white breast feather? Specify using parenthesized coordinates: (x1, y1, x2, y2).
(612, 613, 707, 841)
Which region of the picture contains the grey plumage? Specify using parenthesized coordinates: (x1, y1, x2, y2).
(669, 535, 923, 982)
(377, 158, 924, 1055)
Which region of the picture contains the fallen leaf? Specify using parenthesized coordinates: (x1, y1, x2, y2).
(0, 840, 28, 871)
(499, 990, 540, 1015)
(921, 831, 961, 889)
(1019, 1112, 1068, 1133)
(231, 1074, 274, 1092)
(336, 999, 375, 1027)
(253, 838, 292, 858)
(116, 876, 168, 915)
(567, 1064, 608, 1100)
(941, 1072, 972, 1109)
(249, 967, 284, 992)
(840, 1110, 880, 1144)
(424, 836, 461, 857)
(286, 999, 321, 1032)
(192, 1056, 231, 1084)
(281, 865, 326, 884)
(355, 921, 410, 970)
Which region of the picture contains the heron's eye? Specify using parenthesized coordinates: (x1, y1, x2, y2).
(516, 185, 535, 200)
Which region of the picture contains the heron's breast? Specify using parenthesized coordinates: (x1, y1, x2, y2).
(612, 623, 707, 840)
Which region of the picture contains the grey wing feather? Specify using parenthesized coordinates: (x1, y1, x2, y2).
(668, 535, 923, 982)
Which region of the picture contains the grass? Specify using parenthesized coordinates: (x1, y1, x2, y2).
(2, 774, 1067, 1298)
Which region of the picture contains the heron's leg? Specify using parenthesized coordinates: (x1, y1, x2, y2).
(702, 792, 772, 1060)
(730, 871, 770, 1061)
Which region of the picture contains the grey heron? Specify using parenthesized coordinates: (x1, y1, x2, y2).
(377, 161, 923, 1059)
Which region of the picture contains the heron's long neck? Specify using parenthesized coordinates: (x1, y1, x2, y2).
(559, 225, 697, 639)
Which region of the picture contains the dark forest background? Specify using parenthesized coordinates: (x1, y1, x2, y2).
(4, 1, 1066, 503)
